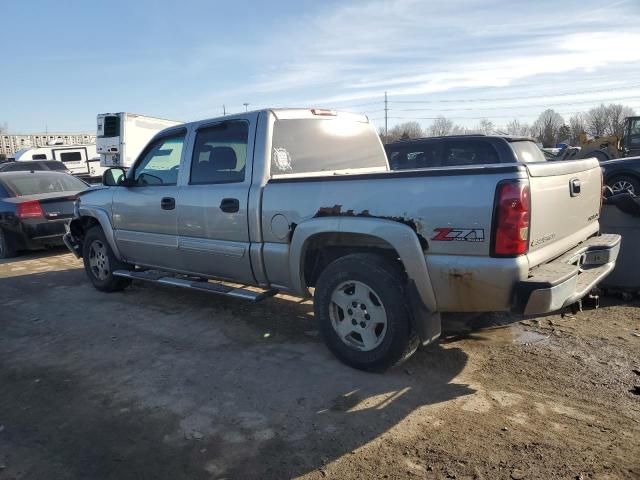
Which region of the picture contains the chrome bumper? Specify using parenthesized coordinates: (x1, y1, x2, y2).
(514, 234, 621, 315)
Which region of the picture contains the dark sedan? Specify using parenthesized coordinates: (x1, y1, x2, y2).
(0, 160, 70, 174)
(601, 156, 640, 195)
(0, 171, 88, 258)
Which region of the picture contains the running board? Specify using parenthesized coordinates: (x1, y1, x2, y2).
(112, 270, 278, 302)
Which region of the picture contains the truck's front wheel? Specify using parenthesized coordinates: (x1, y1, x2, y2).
(314, 253, 419, 371)
(82, 226, 132, 292)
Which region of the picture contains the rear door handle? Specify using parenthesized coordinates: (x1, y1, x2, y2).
(220, 198, 240, 213)
(161, 197, 176, 210)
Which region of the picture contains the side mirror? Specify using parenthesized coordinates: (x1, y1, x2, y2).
(103, 167, 126, 186)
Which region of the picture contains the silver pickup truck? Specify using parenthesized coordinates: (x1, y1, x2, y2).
(64, 108, 620, 371)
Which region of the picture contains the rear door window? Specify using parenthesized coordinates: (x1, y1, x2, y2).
(442, 140, 500, 166)
(190, 121, 248, 184)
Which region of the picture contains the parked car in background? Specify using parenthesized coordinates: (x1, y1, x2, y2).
(384, 135, 547, 170)
(600, 156, 640, 195)
(0, 171, 88, 258)
(0, 160, 70, 174)
(64, 109, 619, 371)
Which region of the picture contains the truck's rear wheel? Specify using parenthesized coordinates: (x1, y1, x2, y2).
(314, 253, 419, 371)
(82, 226, 132, 292)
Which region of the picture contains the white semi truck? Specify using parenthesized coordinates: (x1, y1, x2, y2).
(97, 113, 183, 169)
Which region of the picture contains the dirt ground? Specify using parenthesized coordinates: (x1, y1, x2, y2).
(0, 248, 638, 480)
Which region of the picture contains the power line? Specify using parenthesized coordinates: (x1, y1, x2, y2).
(389, 84, 640, 104)
(394, 95, 640, 112)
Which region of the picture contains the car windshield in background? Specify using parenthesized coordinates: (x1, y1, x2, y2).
(271, 118, 387, 175)
(510, 140, 547, 163)
(2, 173, 87, 196)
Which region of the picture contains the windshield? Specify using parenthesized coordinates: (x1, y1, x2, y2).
(270, 118, 387, 176)
(510, 140, 548, 163)
(628, 118, 640, 147)
(2, 173, 87, 196)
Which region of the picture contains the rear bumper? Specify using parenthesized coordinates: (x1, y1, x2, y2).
(514, 233, 621, 315)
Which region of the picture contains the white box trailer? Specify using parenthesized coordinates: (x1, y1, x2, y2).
(13, 144, 105, 180)
(97, 113, 183, 168)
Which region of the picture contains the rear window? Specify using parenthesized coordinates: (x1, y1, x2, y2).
(510, 140, 547, 163)
(32, 154, 47, 160)
(60, 151, 83, 162)
(442, 140, 500, 166)
(386, 143, 439, 170)
(2, 173, 87, 196)
(1, 162, 45, 172)
(44, 161, 68, 171)
(270, 118, 386, 176)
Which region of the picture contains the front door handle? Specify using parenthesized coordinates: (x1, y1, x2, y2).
(220, 198, 240, 213)
(161, 197, 176, 210)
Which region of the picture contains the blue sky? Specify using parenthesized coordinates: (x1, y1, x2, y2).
(2, 0, 640, 133)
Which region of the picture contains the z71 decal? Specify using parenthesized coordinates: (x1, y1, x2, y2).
(432, 228, 485, 242)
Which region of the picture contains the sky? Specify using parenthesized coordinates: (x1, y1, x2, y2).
(2, 0, 640, 133)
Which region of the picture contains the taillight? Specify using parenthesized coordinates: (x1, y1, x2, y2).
(492, 180, 530, 257)
(17, 200, 44, 219)
(599, 167, 604, 213)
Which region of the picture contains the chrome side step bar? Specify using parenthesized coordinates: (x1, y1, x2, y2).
(112, 270, 279, 302)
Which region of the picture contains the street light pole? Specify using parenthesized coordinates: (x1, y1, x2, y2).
(243, 103, 249, 112)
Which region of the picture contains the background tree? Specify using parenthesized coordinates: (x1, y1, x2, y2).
(532, 109, 564, 147)
(427, 116, 453, 136)
(557, 124, 571, 143)
(568, 113, 587, 144)
(605, 103, 635, 137)
(476, 118, 494, 135)
(505, 119, 532, 137)
(586, 104, 609, 137)
(382, 121, 423, 142)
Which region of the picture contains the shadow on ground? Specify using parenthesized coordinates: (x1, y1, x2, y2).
(0, 265, 478, 479)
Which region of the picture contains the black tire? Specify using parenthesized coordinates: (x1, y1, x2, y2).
(82, 226, 132, 292)
(314, 253, 419, 372)
(0, 228, 17, 259)
(608, 174, 640, 195)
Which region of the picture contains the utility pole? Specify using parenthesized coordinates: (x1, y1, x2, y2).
(384, 91, 388, 137)
(223, 105, 226, 116)
(243, 103, 249, 112)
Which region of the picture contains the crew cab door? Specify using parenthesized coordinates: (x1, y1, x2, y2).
(112, 129, 187, 269)
(176, 119, 255, 284)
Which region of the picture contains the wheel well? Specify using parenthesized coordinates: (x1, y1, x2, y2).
(69, 216, 101, 245)
(606, 171, 640, 188)
(302, 232, 405, 288)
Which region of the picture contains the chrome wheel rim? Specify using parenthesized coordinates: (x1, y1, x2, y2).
(611, 180, 635, 195)
(88, 240, 110, 281)
(329, 280, 387, 352)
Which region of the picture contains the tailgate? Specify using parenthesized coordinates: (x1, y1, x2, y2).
(526, 158, 602, 267)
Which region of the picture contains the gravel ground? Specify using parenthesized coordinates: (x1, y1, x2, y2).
(0, 248, 638, 479)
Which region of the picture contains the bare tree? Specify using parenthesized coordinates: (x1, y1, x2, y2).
(450, 124, 466, 135)
(427, 116, 453, 137)
(532, 109, 564, 147)
(568, 113, 587, 144)
(586, 104, 609, 137)
(386, 121, 423, 142)
(605, 103, 635, 137)
(505, 119, 532, 137)
(476, 118, 495, 135)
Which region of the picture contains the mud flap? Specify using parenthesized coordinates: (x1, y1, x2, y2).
(407, 280, 441, 345)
